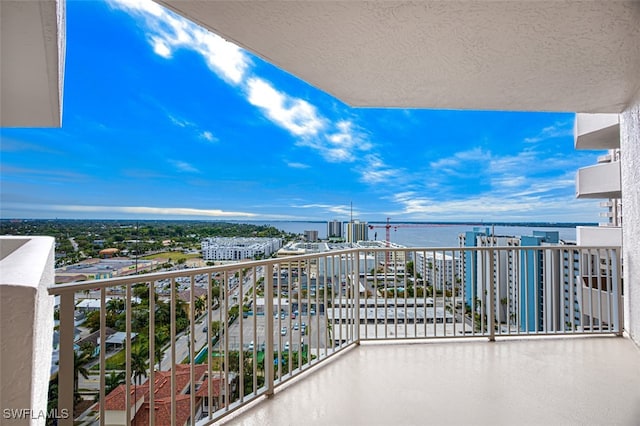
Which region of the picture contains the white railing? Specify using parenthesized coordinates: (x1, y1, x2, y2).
(48, 245, 622, 425)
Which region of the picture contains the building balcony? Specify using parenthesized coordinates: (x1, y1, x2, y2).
(574, 113, 620, 151)
(575, 161, 621, 199)
(2, 241, 635, 425)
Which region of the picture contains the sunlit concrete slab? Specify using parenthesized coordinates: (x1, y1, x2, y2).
(220, 337, 640, 426)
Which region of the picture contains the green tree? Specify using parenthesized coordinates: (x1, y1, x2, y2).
(74, 351, 90, 401)
(105, 371, 125, 394)
(194, 297, 206, 317)
(406, 261, 414, 276)
(131, 346, 148, 385)
(106, 298, 125, 315)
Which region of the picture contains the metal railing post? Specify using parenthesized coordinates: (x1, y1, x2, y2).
(488, 248, 496, 342)
(264, 263, 275, 396)
(354, 249, 361, 344)
(58, 292, 74, 426)
(614, 248, 624, 336)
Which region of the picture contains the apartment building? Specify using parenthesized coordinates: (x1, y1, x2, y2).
(201, 237, 282, 261)
(327, 220, 343, 239)
(345, 220, 368, 243)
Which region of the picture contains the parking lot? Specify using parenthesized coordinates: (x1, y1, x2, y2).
(218, 312, 328, 353)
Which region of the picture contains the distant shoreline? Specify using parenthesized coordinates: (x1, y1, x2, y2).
(1, 218, 597, 228)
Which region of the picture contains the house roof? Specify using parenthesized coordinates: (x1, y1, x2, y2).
(177, 287, 208, 302)
(103, 364, 220, 422)
(76, 327, 116, 348)
(104, 331, 138, 346)
(133, 395, 192, 426)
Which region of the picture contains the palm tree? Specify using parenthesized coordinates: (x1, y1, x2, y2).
(211, 281, 221, 307)
(194, 297, 206, 317)
(155, 300, 170, 325)
(106, 298, 125, 315)
(74, 351, 90, 402)
(154, 332, 168, 370)
(105, 371, 125, 394)
(130, 346, 148, 386)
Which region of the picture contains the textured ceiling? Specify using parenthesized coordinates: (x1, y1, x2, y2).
(157, 0, 640, 113)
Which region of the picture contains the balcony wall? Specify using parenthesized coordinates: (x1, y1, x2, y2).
(576, 226, 622, 246)
(575, 161, 621, 199)
(0, 236, 55, 426)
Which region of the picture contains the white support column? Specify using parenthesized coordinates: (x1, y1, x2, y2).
(620, 88, 640, 345)
(0, 236, 55, 426)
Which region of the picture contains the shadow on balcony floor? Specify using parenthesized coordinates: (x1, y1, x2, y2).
(220, 336, 640, 426)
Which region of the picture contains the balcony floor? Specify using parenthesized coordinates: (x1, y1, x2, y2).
(220, 336, 640, 426)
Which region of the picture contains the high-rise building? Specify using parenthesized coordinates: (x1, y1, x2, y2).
(327, 220, 343, 239)
(346, 220, 368, 243)
(304, 230, 318, 242)
(460, 228, 568, 332)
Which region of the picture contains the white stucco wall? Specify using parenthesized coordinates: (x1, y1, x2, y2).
(0, 237, 55, 426)
(620, 89, 640, 345)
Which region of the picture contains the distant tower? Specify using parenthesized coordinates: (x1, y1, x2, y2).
(346, 220, 368, 243)
(327, 220, 343, 238)
(304, 230, 319, 242)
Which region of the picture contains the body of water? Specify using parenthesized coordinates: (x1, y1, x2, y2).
(250, 221, 577, 247)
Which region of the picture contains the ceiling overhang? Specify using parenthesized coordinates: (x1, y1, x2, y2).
(156, 0, 640, 113)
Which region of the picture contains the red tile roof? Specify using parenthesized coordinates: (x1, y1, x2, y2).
(103, 364, 224, 424)
(132, 395, 192, 426)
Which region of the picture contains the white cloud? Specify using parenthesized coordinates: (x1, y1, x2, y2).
(429, 147, 491, 176)
(292, 203, 355, 217)
(48, 204, 257, 217)
(167, 114, 192, 128)
(359, 155, 400, 184)
(390, 191, 594, 221)
(201, 131, 216, 142)
(246, 78, 325, 137)
(109, 0, 392, 183)
(168, 159, 199, 173)
(108, 0, 250, 84)
(286, 161, 310, 169)
(151, 36, 171, 58)
(524, 119, 574, 143)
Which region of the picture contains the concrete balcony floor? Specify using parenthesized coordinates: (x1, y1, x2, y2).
(221, 336, 640, 426)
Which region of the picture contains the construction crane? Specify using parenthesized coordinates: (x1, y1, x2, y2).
(368, 217, 446, 246)
(368, 217, 440, 266)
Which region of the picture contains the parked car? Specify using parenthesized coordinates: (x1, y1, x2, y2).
(284, 341, 290, 351)
(294, 322, 299, 330)
(281, 326, 287, 336)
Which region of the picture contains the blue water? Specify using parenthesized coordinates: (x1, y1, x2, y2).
(248, 221, 577, 247)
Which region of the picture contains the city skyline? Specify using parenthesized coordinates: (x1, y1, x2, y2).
(1, 0, 603, 223)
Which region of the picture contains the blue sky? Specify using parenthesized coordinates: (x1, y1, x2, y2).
(1, 0, 604, 223)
